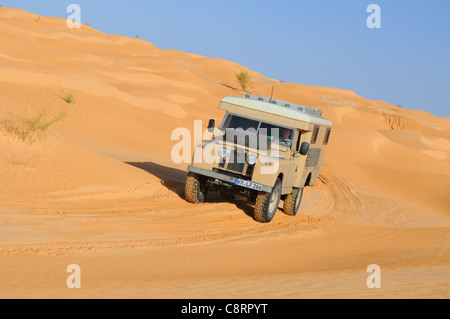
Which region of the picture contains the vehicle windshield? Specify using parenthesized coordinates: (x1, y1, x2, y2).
(221, 114, 259, 131)
(259, 122, 293, 146)
(220, 114, 294, 147)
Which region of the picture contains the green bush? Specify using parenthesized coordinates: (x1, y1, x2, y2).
(236, 71, 251, 92)
(60, 90, 75, 104)
(1, 106, 66, 144)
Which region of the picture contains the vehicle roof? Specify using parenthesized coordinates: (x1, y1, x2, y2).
(219, 95, 332, 127)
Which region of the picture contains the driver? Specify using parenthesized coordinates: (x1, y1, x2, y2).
(280, 128, 293, 141)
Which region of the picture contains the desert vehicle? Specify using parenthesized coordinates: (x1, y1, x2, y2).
(185, 94, 332, 223)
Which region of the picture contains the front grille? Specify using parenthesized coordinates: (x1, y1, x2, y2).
(227, 148, 246, 173)
(218, 158, 226, 168)
(217, 147, 253, 176)
(227, 161, 245, 173)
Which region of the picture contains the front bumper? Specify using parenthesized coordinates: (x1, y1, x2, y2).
(188, 166, 272, 193)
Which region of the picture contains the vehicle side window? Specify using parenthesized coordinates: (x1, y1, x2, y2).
(324, 128, 331, 145)
(311, 126, 320, 144)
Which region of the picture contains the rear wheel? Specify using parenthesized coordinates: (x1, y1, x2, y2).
(184, 172, 208, 204)
(254, 179, 282, 223)
(283, 187, 303, 216)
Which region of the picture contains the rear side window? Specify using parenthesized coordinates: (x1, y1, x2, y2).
(324, 128, 331, 145)
(311, 126, 320, 144)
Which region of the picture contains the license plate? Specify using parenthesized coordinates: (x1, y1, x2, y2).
(234, 178, 263, 191)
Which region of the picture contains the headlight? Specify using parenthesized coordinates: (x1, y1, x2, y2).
(247, 154, 257, 165)
(219, 147, 231, 158)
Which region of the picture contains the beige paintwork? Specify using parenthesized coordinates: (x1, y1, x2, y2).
(190, 95, 332, 195)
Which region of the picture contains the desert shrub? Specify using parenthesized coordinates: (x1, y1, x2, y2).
(1, 106, 66, 144)
(8, 154, 27, 167)
(60, 89, 75, 104)
(236, 71, 251, 92)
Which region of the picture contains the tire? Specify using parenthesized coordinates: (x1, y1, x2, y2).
(184, 172, 208, 204)
(254, 179, 282, 223)
(283, 187, 304, 216)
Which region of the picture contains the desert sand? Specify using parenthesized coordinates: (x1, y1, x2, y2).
(0, 8, 449, 299)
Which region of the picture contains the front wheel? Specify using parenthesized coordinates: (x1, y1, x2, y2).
(254, 179, 282, 223)
(184, 172, 208, 204)
(283, 187, 303, 216)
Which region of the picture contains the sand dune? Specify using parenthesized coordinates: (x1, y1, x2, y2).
(0, 8, 449, 299)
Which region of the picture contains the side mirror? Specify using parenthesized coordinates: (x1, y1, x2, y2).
(299, 142, 310, 156)
(207, 119, 215, 133)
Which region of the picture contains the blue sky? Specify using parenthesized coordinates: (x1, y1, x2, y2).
(2, 0, 449, 117)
